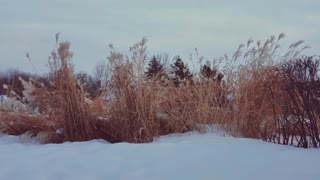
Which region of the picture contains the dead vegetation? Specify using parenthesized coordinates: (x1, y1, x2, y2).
(0, 33, 319, 148)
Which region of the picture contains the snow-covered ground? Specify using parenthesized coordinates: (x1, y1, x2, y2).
(0, 127, 319, 180)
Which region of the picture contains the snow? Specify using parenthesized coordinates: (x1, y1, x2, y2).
(0, 127, 319, 180)
(0, 95, 27, 112)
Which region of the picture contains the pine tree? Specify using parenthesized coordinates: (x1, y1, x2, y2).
(145, 56, 165, 79)
(170, 57, 193, 86)
(200, 61, 226, 107)
(200, 61, 224, 83)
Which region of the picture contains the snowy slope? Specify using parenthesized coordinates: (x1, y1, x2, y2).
(0, 129, 319, 180)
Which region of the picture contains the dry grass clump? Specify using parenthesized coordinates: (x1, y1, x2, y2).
(222, 33, 311, 141)
(94, 38, 226, 143)
(46, 41, 97, 141)
(97, 39, 173, 143)
(159, 79, 230, 130)
(0, 113, 64, 144)
(104, 81, 165, 143)
(12, 40, 98, 143)
(101, 76, 228, 143)
(0, 112, 59, 137)
(230, 67, 281, 138)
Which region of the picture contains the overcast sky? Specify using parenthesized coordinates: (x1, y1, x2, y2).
(0, 0, 319, 74)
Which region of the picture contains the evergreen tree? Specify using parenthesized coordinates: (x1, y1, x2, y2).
(200, 61, 224, 83)
(145, 56, 165, 79)
(200, 61, 226, 107)
(170, 57, 193, 86)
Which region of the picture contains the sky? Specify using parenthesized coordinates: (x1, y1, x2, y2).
(0, 0, 319, 74)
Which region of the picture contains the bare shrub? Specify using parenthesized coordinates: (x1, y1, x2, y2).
(276, 56, 320, 148)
